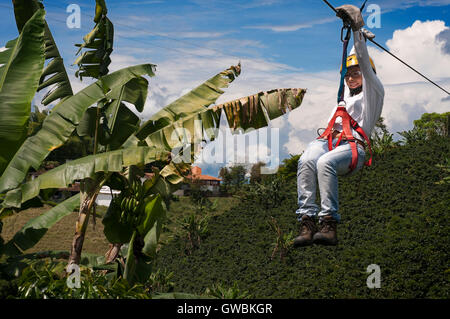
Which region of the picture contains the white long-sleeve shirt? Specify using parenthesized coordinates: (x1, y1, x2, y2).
(326, 29, 385, 139)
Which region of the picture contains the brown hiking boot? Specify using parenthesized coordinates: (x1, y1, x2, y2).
(293, 215, 318, 247)
(313, 215, 338, 246)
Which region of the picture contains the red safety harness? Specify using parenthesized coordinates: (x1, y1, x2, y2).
(317, 105, 373, 172)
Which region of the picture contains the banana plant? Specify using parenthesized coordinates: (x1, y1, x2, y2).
(0, 0, 307, 287)
(0, 1, 160, 267)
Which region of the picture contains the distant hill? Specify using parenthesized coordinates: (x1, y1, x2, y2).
(156, 136, 450, 298)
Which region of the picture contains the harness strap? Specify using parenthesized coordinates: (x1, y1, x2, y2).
(338, 26, 352, 103)
(317, 106, 373, 172)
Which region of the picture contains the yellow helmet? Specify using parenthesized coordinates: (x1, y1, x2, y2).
(341, 54, 376, 73)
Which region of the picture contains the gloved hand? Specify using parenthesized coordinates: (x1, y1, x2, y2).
(361, 27, 375, 40)
(336, 4, 364, 31)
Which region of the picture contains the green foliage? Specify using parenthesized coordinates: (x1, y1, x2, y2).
(12, 0, 74, 106)
(102, 173, 169, 284)
(177, 212, 210, 255)
(0, 63, 156, 194)
(267, 216, 294, 261)
(218, 164, 247, 194)
(27, 107, 48, 137)
(28, 107, 94, 163)
(205, 282, 251, 299)
(74, 0, 113, 80)
(0, 256, 179, 299)
(0, 278, 18, 299)
(371, 131, 397, 157)
(276, 154, 301, 181)
(0, 9, 45, 175)
(238, 174, 294, 211)
(249, 161, 269, 184)
(413, 112, 449, 138)
(147, 268, 175, 293)
(189, 180, 217, 215)
(398, 111, 449, 145)
(156, 135, 450, 298)
(398, 127, 428, 145)
(1, 194, 80, 257)
(435, 158, 450, 185)
(0, 221, 3, 251)
(14, 260, 152, 299)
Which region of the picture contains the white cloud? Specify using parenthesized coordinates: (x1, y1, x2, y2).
(370, 20, 450, 84)
(367, 20, 450, 132)
(284, 129, 309, 155)
(245, 17, 336, 32)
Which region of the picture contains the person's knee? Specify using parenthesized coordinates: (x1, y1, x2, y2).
(298, 140, 326, 170)
(298, 154, 316, 170)
(317, 155, 334, 173)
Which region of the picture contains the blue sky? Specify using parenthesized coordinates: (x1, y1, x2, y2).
(1, 0, 449, 178)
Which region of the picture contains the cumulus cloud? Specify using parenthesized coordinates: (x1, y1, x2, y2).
(436, 28, 450, 54)
(370, 20, 450, 84)
(367, 20, 450, 132)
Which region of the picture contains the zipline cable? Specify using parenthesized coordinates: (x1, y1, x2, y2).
(322, 0, 450, 96)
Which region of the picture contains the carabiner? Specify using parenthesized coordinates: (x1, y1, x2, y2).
(340, 25, 351, 42)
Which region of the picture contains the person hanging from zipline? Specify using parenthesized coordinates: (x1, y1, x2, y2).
(294, 4, 384, 247)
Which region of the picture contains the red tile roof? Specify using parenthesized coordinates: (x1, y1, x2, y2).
(186, 174, 221, 181)
(188, 166, 221, 181)
(143, 166, 221, 182)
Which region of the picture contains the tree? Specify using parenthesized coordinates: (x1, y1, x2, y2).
(413, 112, 449, 138)
(276, 154, 301, 181)
(398, 111, 450, 145)
(370, 116, 396, 156)
(230, 165, 247, 188)
(249, 161, 267, 184)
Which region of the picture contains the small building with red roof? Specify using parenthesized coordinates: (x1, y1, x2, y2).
(173, 165, 221, 196)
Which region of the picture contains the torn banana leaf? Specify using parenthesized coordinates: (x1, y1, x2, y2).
(74, 0, 113, 80)
(13, 0, 74, 106)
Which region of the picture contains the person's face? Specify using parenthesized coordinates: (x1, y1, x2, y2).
(345, 65, 362, 89)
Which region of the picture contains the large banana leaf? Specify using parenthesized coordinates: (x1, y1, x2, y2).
(135, 63, 241, 140)
(1, 146, 170, 208)
(1, 193, 80, 256)
(0, 63, 156, 194)
(145, 88, 306, 151)
(0, 9, 45, 175)
(140, 195, 166, 257)
(74, 0, 113, 80)
(13, 0, 74, 106)
(78, 103, 140, 151)
(77, 76, 148, 150)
